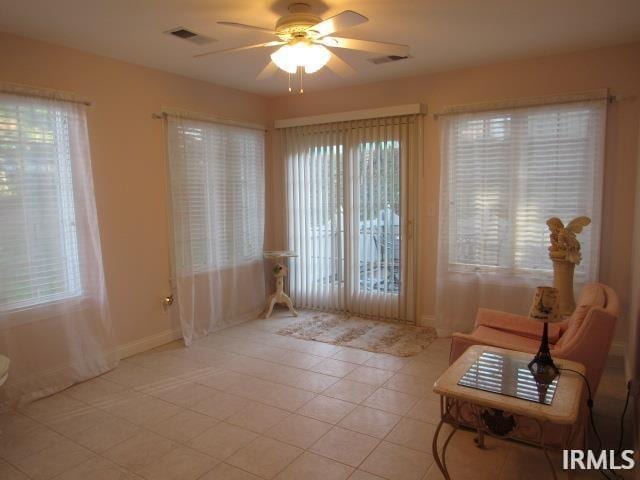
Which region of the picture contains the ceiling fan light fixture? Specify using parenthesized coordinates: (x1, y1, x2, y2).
(271, 42, 330, 74)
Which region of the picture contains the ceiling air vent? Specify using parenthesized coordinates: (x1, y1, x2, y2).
(165, 27, 217, 46)
(368, 55, 411, 65)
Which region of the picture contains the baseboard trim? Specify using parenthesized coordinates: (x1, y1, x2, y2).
(117, 327, 183, 360)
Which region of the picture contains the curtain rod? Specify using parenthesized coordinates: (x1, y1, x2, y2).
(0, 81, 91, 106)
(152, 108, 266, 132)
(275, 103, 426, 129)
(433, 89, 614, 119)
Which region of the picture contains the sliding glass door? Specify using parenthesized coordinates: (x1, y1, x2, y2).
(284, 116, 420, 322)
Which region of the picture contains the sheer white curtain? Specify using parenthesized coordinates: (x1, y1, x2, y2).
(436, 100, 606, 335)
(166, 116, 265, 345)
(283, 115, 420, 322)
(0, 92, 115, 406)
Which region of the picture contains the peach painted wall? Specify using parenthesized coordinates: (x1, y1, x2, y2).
(266, 42, 640, 345)
(0, 31, 270, 349)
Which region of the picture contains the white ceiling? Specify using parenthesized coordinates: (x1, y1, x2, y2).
(1, 0, 639, 97)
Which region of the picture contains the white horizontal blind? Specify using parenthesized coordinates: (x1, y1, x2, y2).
(0, 95, 81, 310)
(167, 117, 264, 273)
(443, 100, 605, 279)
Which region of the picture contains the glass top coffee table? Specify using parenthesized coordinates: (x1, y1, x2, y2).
(432, 345, 586, 480)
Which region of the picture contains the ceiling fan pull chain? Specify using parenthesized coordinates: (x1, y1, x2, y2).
(288, 72, 292, 92)
(299, 68, 304, 94)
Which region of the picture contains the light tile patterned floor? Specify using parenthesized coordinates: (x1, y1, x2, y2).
(0, 310, 633, 480)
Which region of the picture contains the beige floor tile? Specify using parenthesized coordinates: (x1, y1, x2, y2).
(190, 391, 250, 420)
(348, 470, 386, 480)
(360, 441, 433, 480)
(323, 379, 379, 403)
(435, 429, 510, 476)
(384, 373, 434, 398)
(424, 459, 497, 480)
(227, 402, 291, 433)
(45, 406, 111, 437)
(265, 413, 332, 448)
(339, 406, 401, 438)
(278, 351, 324, 369)
(344, 366, 395, 386)
(71, 416, 140, 453)
(310, 358, 359, 377)
(0, 459, 29, 480)
(363, 388, 419, 415)
(101, 393, 180, 427)
(63, 377, 128, 406)
(262, 384, 317, 411)
(297, 395, 357, 424)
(0, 411, 40, 436)
(386, 417, 437, 452)
(103, 431, 176, 471)
(54, 456, 144, 480)
(363, 354, 410, 372)
(13, 438, 94, 480)
(398, 359, 445, 379)
(136, 446, 218, 480)
(144, 380, 218, 407)
(298, 341, 342, 358)
(309, 426, 379, 467)
(276, 451, 354, 480)
(0, 425, 63, 463)
(331, 348, 374, 365)
(200, 462, 262, 480)
(100, 362, 170, 389)
(189, 422, 258, 460)
(18, 394, 86, 424)
(193, 370, 252, 391)
(227, 436, 303, 479)
(149, 410, 217, 443)
(405, 398, 442, 425)
(227, 377, 281, 401)
(293, 371, 340, 393)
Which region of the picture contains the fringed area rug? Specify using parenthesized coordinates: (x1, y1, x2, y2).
(277, 313, 437, 357)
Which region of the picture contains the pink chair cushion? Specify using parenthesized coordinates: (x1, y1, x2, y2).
(471, 326, 544, 353)
(556, 285, 607, 348)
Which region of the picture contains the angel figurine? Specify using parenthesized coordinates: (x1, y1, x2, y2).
(546, 216, 591, 264)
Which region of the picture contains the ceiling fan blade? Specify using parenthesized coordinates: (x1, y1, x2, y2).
(257, 61, 279, 80)
(319, 37, 409, 57)
(308, 10, 368, 38)
(326, 52, 356, 77)
(217, 21, 275, 34)
(194, 41, 283, 58)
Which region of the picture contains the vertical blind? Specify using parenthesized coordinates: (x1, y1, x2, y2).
(0, 95, 81, 309)
(166, 116, 266, 344)
(436, 99, 606, 333)
(283, 115, 420, 322)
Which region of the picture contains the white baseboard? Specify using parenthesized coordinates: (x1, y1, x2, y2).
(117, 327, 183, 360)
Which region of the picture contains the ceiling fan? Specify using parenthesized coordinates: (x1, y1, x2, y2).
(194, 2, 410, 90)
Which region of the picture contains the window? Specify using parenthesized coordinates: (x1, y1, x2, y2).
(167, 117, 264, 272)
(443, 101, 605, 279)
(0, 96, 81, 310)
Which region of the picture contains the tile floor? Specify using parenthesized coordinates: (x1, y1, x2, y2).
(0, 310, 634, 480)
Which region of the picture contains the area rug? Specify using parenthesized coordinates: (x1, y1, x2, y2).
(277, 313, 437, 357)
